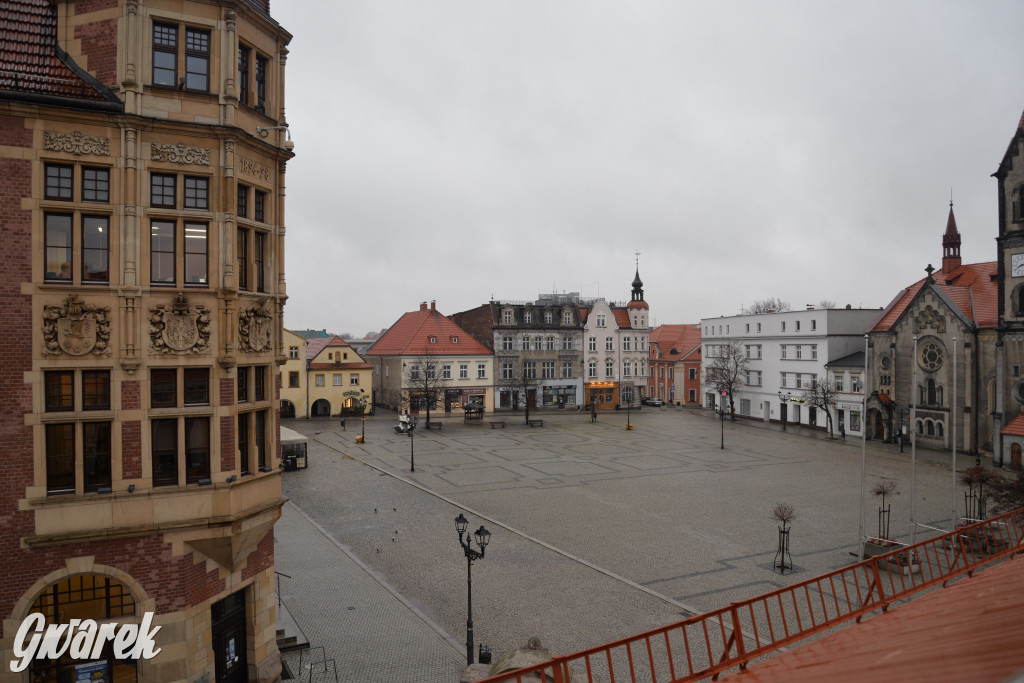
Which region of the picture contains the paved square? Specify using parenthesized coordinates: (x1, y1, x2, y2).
(278, 407, 970, 680)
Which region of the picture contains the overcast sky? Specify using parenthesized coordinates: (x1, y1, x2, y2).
(272, 1, 1024, 337)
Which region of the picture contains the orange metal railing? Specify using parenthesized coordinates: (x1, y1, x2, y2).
(477, 509, 1024, 683)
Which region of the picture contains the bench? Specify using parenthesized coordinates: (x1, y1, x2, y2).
(425, 421, 443, 430)
(489, 421, 506, 429)
(527, 419, 544, 428)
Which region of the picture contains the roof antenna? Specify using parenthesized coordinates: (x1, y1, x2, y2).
(950, 186, 953, 208)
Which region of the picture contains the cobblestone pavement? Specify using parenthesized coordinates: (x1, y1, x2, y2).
(279, 408, 974, 681)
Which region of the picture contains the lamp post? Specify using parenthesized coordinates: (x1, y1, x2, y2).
(625, 388, 631, 429)
(718, 390, 728, 449)
(408, 420, 416, 472)
(777, 391, 791, 430)
(360, 389, 367, 443)
(455, 513, 491, 666)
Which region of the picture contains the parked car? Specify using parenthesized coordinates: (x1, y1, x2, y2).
(643, 397, 665, 407)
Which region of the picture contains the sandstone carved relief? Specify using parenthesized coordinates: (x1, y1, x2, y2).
(42, 295, 111, 356)
(44, 131, 110, 156)
(151, 142, 210, 166)
(238, 303, 273, 353)
(150, 294, 211, 355)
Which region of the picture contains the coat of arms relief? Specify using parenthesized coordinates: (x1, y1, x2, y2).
(150, 294, 211, 354)
(238, 303, 273, 353)
(42, 296, 111, 356)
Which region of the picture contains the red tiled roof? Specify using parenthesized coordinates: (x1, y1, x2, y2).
(1002, 413, 1024, 437)
(650, 324, 701, 362)
(367, 303, 491, 357)
(0, 0, 116, 102)
(719, 557, 1024, 682)
(611, 309, 632, 329)
(871, 262, 997, 332)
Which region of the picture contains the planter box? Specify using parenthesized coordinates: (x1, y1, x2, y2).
(863, 541, 920, 576)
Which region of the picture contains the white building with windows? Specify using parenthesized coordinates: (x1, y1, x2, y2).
(700, 308, 879, 433)
(580, 269, 651, 409)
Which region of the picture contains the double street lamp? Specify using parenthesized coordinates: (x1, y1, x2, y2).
(455, 513, 491, 666)
(777, 391, 792, 431)
(717, 390, 728, 449)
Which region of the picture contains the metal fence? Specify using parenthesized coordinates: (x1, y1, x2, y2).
(476, 509, 1024, 683)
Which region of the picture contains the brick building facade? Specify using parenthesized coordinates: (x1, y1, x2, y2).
(0, 1, 292, 681)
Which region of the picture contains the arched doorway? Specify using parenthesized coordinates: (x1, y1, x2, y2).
(868, 409, 885, 440)
(280, 399, 296, 419)
(311, 399, 331, 417)
(28, 574, 139, 682)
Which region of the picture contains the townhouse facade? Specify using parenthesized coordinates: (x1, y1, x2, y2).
(451, 293, 585, 410)
(648, 324, 702, 405)
(304, 335, 373, 417)
(366, 301, 494, 414)
(1, 1, 293, 681)
(700, 308, 879, 434)
(580, 270, 652, 409)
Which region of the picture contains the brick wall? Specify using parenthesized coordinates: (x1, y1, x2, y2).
(220, 415, 235, 472)
(74, 17, 118, 88)
(241, 528, 274, 581)
(220, 377, 234, 407)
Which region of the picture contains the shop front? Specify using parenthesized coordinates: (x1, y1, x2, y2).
(542, 385, 577, 407)
(586, 381, 618, 410)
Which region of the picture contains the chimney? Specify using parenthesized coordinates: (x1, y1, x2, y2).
(420, 302, 428, 312)
(430, 300, 436, 312)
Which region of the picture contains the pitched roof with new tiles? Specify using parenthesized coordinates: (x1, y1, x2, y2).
(871, 261, 997, 332)
(650, 324, 701, 362)
(366, 303, 491, 357)
(0, 0, 121, 105)
(1002, 413, 1024, 437)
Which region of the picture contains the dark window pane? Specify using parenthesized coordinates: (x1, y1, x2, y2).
(254, 191, 265, 222)
(151, 419, 178, 486)
(237, 185, 248, 219)
(151, 368, 177, 408)
(82, 216, 109, 283)
(45, 214, 73, 281)
(82, 167, 109, 202)
(46, 423, 76, 494)
(238, 412, 250, 475)
(237, 366, 249, 403)
(184, 368, 209, 405)
(254, 410, 266, 469)
(151, 220, 175, 284)
(184, 176, 208, 210)
(184, 29, 210, 92)
(184, 222, 208, 285)
(45, 371, 74, 411)
(151, 174, 176, 207)
(238, 45, 250, 106)
(82, 370, 110, 410)
(255, 231, 266, 292)
(83, 422, 112, 492)
(288, 371, 299, 388)
(185, 417, 210, 483)
(254, 365, 266, 401)
(45, 164, 73, 200)
(152, 23, 177, 86)
(255, 55, 267, 112)
(237, 228, 249, 290)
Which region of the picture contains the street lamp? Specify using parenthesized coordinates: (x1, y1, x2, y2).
(718, 390, 728, 449)
(455, 513, 491, 666)
(360, 389, 367, 443)
(625, 388, 632, 429)
(408, 419, 417, 472)
(777, 391, 791, 431)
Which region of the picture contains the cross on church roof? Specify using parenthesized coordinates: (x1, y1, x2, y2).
(925, 263, 935, 283)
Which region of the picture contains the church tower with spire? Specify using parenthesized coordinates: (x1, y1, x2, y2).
(942, 201, 962, 274)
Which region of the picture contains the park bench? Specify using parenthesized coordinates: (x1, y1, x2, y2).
(425, 421, 443, 430)
(527, 419, 544, 428)
(489, 421, 506, 429)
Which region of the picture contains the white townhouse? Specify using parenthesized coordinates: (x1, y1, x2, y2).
(700, 307, 880, 434)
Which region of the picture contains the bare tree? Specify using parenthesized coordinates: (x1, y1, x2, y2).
(404, 351, 452, 424)
(988, 464, 1024, 516)
(742, 297, 791, 314)
(704, 341, 748, 419)
(816, 299, 838, 310)
(772, 502, 797, 530)
(802, 376, 839, 437)
(499, 358, 543, 424)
